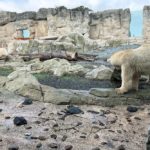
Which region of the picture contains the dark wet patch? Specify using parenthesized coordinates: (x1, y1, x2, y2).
(33, 73, 120, 90)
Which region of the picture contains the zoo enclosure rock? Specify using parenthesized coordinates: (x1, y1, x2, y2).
(0, 6, 132, 45)
(89, 9, 131, 40)
(2, 70, 150, 106)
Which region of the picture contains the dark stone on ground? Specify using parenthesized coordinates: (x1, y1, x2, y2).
(117, 144, 126, 150)
(53, 123, 59, 128)
(25, 126, 32, 129)
(8, 145, 19, 150)
(34, 120, 41, 124)
(87, 110, 100, 114)
(43, 128, 49, 131)
(80, 135, 86, 138)
(22, 98, 33, 105)
(36, 143, 42, 148)
(62, 135, 67, 141)
(48, 143, 58, 148)
(134, 116, 141, 120)
(31, 136, 38, 140)
(0, 109, 2, 112)
(65, 145, 73, 150)
(38, 136, 46, 141)
(117, 130, 122, 134)
(65, 105, 84, 115)
(51, 134, 57, 139)
(94, 134, 99, 139)
(92, 147, 100, 150)
(13, 117, 27, 126)
(127, 106, 138, 113)
(5, 116, 11, 119)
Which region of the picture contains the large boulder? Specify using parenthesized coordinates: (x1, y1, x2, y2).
(4, 71, 43, 101)
(57, 33, 98, 52)
(30, 58, 88, 76)
(85, 65, 113, 80)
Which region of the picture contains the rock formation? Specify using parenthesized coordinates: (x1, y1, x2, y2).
(89, 9, 131, 40)
(0, 6, 132, 49)
(143, 6, 150, 40)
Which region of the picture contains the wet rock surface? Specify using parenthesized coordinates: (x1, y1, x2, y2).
(0, 92, 149, 150)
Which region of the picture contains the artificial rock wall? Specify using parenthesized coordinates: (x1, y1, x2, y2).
(0, 6, 131, 48)
(143, 6, 150, 39)
(89, 9, 131, 40)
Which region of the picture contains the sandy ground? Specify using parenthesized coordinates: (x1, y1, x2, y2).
(0, 92, 149, 150)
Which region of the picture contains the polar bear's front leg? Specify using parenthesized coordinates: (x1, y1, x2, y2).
(115, 64, 133, 94)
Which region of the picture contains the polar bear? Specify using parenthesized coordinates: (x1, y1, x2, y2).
(107, 44, 150, 94)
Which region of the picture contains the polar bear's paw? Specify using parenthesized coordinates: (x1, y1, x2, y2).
(115, 88, 127, 94)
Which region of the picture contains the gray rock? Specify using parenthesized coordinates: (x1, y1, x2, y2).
(5, 71, 43, 101)
(89, 88, 116, 97)
(0, 11, 16, 25)
(89, 8, 130, 40)
(36, 8, 48, 20)
(16, 11, 36, 20)
(85, 65, 113, 80)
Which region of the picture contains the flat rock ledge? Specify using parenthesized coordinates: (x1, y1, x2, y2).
(2, 72, 150, 107)
(3, 86, 150, 107)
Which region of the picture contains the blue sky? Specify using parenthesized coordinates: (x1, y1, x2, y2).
(130, 11, 143, 37)
(0, 0, 149, 12)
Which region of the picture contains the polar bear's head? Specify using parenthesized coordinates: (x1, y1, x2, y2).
(107, 50, 125, 66)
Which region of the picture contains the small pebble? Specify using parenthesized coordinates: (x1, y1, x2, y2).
(0, 100, 3, 103)
(127, 106, 138, 113)
(31, 136, 38, 140)
(53, 123, 59, 128)
(36, 143, 42, 148)
(94, 134, 99, 139)
(5, 116, 11, 119)
(38, 112, 43, 116)
(13, 117, 27, 126)
(8, 145, 19, 150)
(62, 135, 67, 141)
(38, 136, 46, 141)
(25, 126, 32, 130)
(134, 116, 141, 120)
(117, 144, 126, 150)
(80, 135, 86, 138)
(0, 109, 2, 112)
(51, 134, 57, 139)
(43, 128, 49, 131)
(34, 120, 41, 124)
(65, 145, 73, 150)
(48, 143, 58, 148)
(92, 147, 100, 150)
(22, 98, 32, 105)
(117, 130, 122, 134)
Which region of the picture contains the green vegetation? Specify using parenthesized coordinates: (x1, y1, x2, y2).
(0, 67, 14, 76)
(107, 40, 123, 47)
